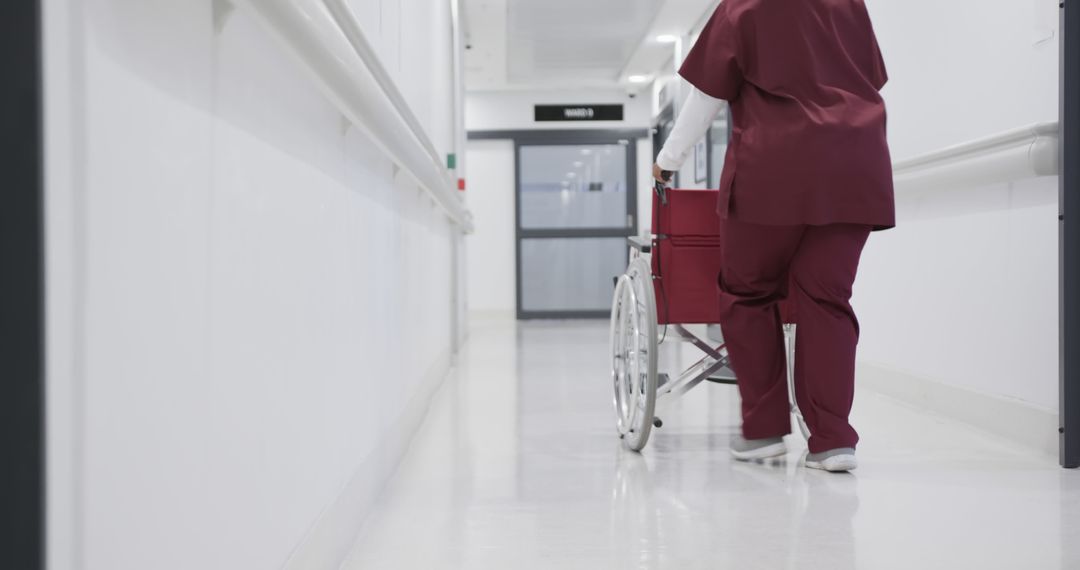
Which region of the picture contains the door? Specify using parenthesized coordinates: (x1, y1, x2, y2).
(516, 134, 639, 319)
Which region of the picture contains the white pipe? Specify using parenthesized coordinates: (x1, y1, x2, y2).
(893, 122, 1059, 193)
(235, 0, 474, 232)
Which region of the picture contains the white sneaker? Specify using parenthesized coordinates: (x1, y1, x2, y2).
(730, 436, 788, 461)
(805, 448, 858, 472)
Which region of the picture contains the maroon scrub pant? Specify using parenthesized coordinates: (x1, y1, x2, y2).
(718, 220, 871, 454)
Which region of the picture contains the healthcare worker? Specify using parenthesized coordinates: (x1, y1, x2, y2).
(654, 0, 894, 472)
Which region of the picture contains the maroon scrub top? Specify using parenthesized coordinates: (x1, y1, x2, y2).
(681, 0, 895, 230)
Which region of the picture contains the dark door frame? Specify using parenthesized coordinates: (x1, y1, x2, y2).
(1, 0, 46, 565)
(468, 128, 649, 320)
(514, 130, 641, 319)
(1061, 0, 1079, 469)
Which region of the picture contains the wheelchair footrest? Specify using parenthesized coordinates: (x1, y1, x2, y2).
(706, 367, 737, 385)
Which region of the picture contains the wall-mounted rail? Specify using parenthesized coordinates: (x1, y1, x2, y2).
(893, 122, 1059, 193)
(237, 0, 474, 232)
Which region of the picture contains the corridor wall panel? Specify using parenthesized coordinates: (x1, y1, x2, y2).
(465, 140, 517, 315)
(867, 0, 1059, 159)
(43, 0, 461, 568)
(854, 0, 1060, 451)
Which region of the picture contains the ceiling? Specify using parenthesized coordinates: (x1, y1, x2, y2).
(464, 0, 720, 92)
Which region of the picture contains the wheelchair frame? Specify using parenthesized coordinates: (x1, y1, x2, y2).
(610, 230, 809, 452)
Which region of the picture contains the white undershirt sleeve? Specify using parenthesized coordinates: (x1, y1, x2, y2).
(655, 87, 726, 172)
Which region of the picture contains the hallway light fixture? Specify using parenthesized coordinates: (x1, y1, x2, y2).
(628, 75, 650, 83)
(656, 34, 679, 43)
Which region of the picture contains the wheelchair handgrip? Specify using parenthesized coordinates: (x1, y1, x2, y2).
(654, 170, 672, 205)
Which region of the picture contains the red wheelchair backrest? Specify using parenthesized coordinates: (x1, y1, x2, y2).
(651, 188, 798, 326)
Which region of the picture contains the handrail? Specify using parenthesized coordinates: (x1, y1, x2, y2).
(235, 0, 474, 232)
(893, 122, 1059, 193)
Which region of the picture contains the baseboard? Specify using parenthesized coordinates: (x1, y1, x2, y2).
(857, 362, 1058, 456)
(281, 350, 453, 570)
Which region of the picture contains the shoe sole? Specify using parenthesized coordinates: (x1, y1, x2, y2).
(730, 442, 788, 462)
(805, 454, 858, 472)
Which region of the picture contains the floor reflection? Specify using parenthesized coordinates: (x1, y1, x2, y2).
(342, 318, 1080, 570)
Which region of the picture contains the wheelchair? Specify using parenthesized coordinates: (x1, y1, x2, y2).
(610, 182, 809, 451)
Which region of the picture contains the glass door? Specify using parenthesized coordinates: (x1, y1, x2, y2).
(516, 135, 639, 319)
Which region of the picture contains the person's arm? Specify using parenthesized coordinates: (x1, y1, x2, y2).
(654, 3, 741, 182)
(655, 87, 726, 174)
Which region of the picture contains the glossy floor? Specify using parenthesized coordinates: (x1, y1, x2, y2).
(342, 318, 1080, 570)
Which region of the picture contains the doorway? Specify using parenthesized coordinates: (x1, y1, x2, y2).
(514, 131, 642, 319)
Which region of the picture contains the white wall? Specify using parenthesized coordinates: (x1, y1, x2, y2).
(465, 140, 517, 314)
(856, 178, 1058, 407)
(43, 1, 462, 569)
(466, 88, 652, 131)
(868, 0, 1059, 159)
(851, 0, 1060, 446)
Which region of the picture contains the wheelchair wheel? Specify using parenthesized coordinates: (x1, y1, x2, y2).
(610, 257, 659, 452)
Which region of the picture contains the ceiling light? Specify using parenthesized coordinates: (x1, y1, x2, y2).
(628, 75, 650, 83)
(581, 149, 593, 156)
(656, 34, 680, 43)
(567, 172, 577, 178)
(573, 161, 584, 167)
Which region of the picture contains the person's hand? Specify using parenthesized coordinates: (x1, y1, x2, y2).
(652, 163, 672, 185)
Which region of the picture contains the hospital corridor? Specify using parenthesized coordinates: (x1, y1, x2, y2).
(3, 0, 1080, 569)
